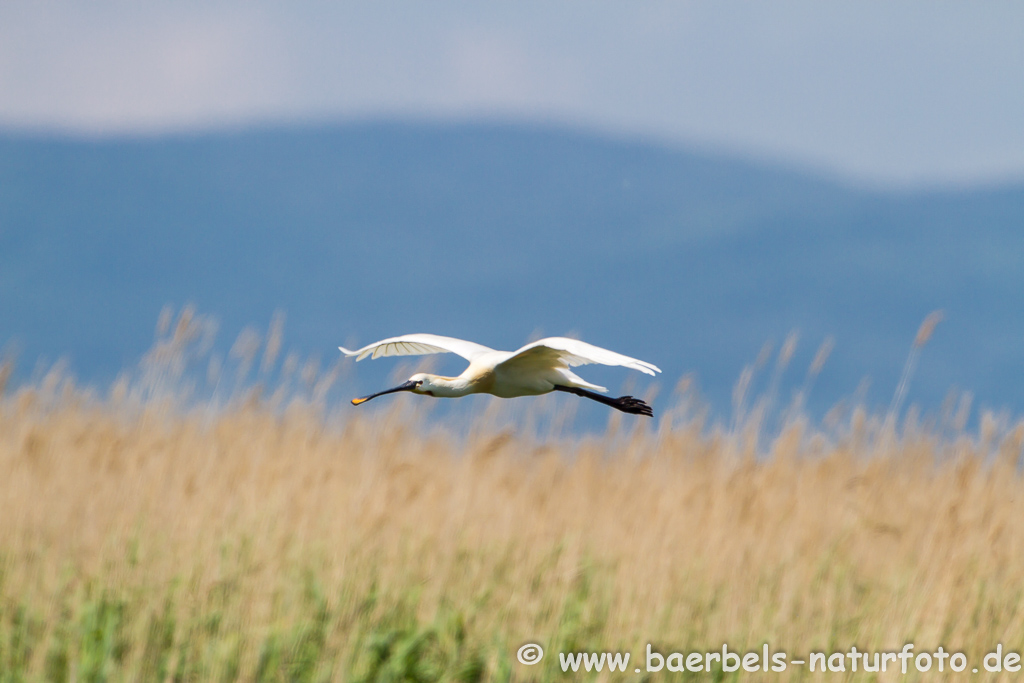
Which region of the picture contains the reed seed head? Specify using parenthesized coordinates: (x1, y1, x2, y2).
(809, 336, 835, 376)
(914, 310, 944, 348)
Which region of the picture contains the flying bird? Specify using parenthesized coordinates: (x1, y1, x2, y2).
(339, 333, 661, 416)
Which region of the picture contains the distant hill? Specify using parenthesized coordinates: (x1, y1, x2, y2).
(2, 121, 1022, 421)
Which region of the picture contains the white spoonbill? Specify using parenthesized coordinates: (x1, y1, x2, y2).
(339, 333, 661, 416)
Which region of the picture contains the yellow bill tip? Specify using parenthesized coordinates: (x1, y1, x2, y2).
(351, 397, 368, 406)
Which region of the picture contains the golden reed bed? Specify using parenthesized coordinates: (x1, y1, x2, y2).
(2, 371, 1023, 681)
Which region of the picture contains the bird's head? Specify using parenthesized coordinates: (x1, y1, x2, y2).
(407, 373, 452, 396)
(407, 373, 431, 388)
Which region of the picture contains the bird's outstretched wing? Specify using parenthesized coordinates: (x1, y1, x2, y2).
(339, 333, 495, 362)
(499, 337, 661, 376)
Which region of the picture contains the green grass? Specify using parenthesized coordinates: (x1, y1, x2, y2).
(2, 370, 1023, 681)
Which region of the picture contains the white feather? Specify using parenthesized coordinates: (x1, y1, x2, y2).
(502, 337, 661, 376)
(339, 333, 495, 362)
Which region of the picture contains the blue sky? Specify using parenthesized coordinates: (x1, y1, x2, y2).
(2, 1, 1023, 187)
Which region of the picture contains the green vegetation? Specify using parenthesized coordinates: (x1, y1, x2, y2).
(2, 315, 1023, 680)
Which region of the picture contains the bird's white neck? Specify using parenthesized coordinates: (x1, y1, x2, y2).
(419, 375, 476, 398)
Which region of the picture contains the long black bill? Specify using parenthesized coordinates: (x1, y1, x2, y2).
(351, 380, 419, 406)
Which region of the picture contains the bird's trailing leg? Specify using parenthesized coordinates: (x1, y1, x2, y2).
(554, 385, 653, 417)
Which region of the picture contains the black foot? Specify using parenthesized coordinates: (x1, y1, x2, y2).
(612, 395, 654, 417)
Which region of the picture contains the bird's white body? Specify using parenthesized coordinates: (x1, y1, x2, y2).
(340, 333, 661, 415)
(415, 350, 594, 398)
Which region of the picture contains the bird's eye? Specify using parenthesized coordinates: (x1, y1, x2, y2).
(415, 380, 423, 387)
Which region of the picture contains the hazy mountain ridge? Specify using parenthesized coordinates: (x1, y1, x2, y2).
(2, 121, 1022, 418)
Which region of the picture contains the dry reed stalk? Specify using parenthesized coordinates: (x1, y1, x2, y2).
(261, 311, 285, 375)
(762, 331, 800, 441)
(888, 310, 945, 430)
(2, 384, 1023, 681)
